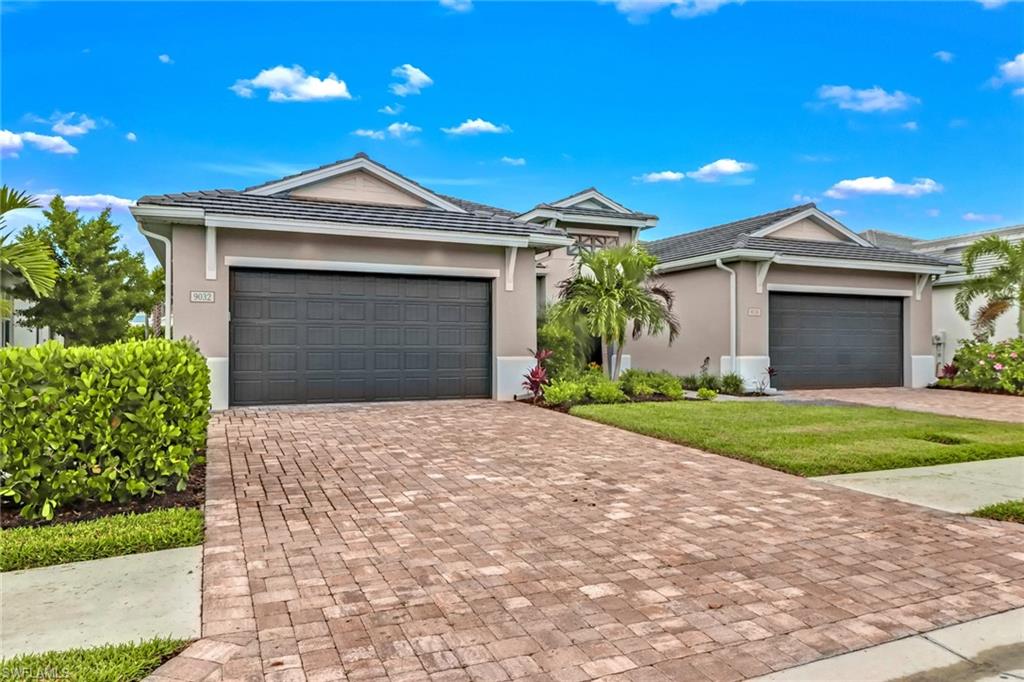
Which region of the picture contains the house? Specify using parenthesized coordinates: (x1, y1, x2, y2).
(133, 153, 573, 409)
(133, 154, 957, 408)
(0, 296, 61, 347)
(862, 224, 1024, 366)
(632, 204, 956, 390)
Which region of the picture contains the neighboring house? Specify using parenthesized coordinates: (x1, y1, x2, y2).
(633, 204, 955, 390)
(133, 155, 956, 409)
(0, 296, 61, 347)
(133, 154, 573, 409)
(863, 224, 1024, 366)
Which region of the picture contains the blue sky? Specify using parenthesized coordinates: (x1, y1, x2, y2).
(2, 0, 1023, 265)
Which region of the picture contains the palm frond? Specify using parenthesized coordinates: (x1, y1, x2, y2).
(960, 235, 1017, 275)
(970, 297, 1012, 338)
(0, 233, 58, 297)
(0, 186, 41, 232)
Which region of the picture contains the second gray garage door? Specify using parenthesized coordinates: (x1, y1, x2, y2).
(769, 292, 903, 390)
(229, 269, 491, 405)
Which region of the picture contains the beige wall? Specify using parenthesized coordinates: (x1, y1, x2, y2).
(171, 225, 537, 361)
(628, 266, 732, 375)
(768, 218, 846, 242)
(288, 170, 429, 207)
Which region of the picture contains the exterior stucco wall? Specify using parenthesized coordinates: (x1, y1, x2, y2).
(171, 225, 538, 406)
(932, 285, 1019, 364)
(628, 266, 731, 375)
(537, 224, 634, 304)
(768, 219, 845, 242)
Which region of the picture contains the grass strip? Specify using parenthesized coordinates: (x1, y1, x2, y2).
(1, 507, 204, 571)
(570, 401, 1024, 477)
(0, 637, 188, 682)
(972, 499, 1024, 524)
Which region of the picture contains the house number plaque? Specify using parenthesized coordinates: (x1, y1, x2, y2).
(190, 290, 215, 303)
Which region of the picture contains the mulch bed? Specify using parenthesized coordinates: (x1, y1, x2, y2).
(518, 394, 680, 414)
(928, 384, 1023, 398)
(1, 462, 206, 529)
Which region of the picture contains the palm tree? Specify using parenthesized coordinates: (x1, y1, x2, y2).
(557, 243, 679, 379)
(1, 187, 58, 317)
(954, 235, 1024, 339)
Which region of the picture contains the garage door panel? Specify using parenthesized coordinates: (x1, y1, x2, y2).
(769, 292, 902, 390)
(230, 269, 491, 405)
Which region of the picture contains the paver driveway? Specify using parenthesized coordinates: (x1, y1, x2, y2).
(155, 401, 1024, 682)
(780, 387, 1024, 423)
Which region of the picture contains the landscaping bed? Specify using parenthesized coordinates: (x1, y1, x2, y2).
(571, 401, 1024, 476)
(933, 338, 1024, 397)
(0, 637, 188, 682)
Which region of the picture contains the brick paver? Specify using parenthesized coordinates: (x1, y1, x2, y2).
(781, 387, 1024, 423)
(151, 401, 1024, 681)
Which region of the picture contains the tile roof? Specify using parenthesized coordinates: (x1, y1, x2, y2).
(532, 203, 657, 221)
(644, 203, 953, 268)
(136, 189, 564, 239)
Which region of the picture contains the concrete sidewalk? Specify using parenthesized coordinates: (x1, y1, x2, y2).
(750, 608, 1024, 681)
(815, 457, 1024, 514)
(0, 546, 202, 657)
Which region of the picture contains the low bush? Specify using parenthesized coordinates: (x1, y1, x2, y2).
(537, 303, 593, 379)
(696, 387, 718, 401)
(587, 376, 628, 403)
(697, 373, 721, 392)
(620, 369, 683, 400)
(0, 339, 211, 520)
(720, 372, 745, 396)
(680, 373, 699, 390)
(937, 338, 1024, 395)
(542, 378, 588, 406)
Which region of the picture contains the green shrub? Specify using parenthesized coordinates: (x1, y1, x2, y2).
(122, 325, 148, 342)
(587, 377, 628, 403)
(542, 379, 588, 406)
(697, 373, 722, 392)
(537, 303, 593, 379)
(696, 387, 718, 401)
(620, 369, 683, 400)
(0, 339, 211, 520)
(945, 338, 1024, 395)
(720, 372, 745, 395)
(679, 373, 699, 390)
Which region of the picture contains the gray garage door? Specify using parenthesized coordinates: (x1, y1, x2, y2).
(769, 292, 903, 390)
(229, 269, 491, 405)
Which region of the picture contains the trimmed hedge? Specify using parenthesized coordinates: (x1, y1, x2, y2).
(0, 340, 210, 520)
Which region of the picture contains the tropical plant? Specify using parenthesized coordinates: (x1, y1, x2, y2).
(720, 372, 745, 396)
(0, 187, 57, 317)
(954, 235, 1024, 339)
(695, 387, 718, 401)
(537, 302, 594, 379)
(557, 244, 679, 380)
(522, 348, 553, 401)
(542, 379, 587, 406)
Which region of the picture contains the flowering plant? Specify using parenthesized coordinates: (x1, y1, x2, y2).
(941, 338, 1024, 395)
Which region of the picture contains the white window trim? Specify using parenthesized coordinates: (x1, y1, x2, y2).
(750, 207, 874, 247)
(243, 156, 467, 213)
(766, 283, 913, 297)
(223, 256, 501, 280)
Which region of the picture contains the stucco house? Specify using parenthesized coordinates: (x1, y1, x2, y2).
(133, 154, 956, 408)
(863, 224, 1024, 367)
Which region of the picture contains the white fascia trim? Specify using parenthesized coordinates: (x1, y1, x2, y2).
(772, 254, 949, 275)
(767, 283, 914, 297)
(205, 226, 217, 280)
(751, 207, 875, 247)
(517, 207, 655, 229)
(655, 249, 775, 273)
(223, 256, 501, 280)
(131, 205, 205, 224)
(551, 189, 631, 213)
(243, 157, 466, 213)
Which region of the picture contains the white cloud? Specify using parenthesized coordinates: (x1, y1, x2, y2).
(125, 132, 137, 142)
(609, 0, 742, 23)
(3, 131, 79, 155)
(926, 208, 941, 217)
(828, 209, 847, 217)
(0, 129, 24, 157)
(46, 112, 97, 137)
(636, 170, 686, 183)
(442, 118, 511, 135)
(977, 0, 1008, 8)
(440, 0, 473, 11)
(352, 128, 386, 140)
(35, 193, 134, 212)
(387, 122, 421, 138)
(824, 176, 942, 199)
(500, 156, 526, 166)
(797, 153, 834, 163)
(817, 84, 919, 112)
(389, 64, 433, 97)
(158, 53, 173, 64)
(792, 193, 816, 203)
(933, 50, 955, 63)
(990, 53, 1024, 93)
(901, 121, 919, 131)
(687, 158, 756, 182)
(963, 211, 1003, 222)
(378, 104, 403, 115)
(231, 65, 352, 102)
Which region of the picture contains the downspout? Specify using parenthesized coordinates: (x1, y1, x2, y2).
(138, 224, 172, 339)
(715, 259, 736, 373)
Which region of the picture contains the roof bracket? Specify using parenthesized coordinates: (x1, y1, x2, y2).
(914, 273, 930, 301)
(755, 260, 772, 294)
(505, 246, 518, 292)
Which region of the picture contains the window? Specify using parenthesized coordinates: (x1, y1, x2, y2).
(567, 234, 618, 256)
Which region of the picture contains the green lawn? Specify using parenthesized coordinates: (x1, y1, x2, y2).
(571, 401, 1024, 477)
(0, 638, 187, 682)
(0, 507, 204, 572)
(973, 499, 1024, 524)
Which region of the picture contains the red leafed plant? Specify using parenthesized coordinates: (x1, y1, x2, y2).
(939, 363, 958, 379)
(522, 348, 554, 401)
